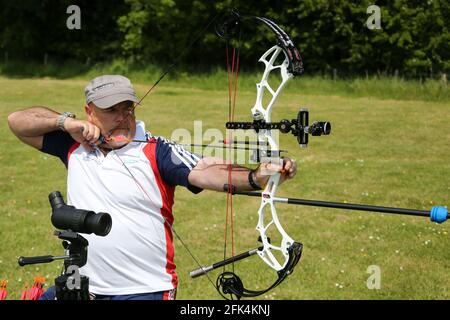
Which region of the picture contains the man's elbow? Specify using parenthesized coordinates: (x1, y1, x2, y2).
(7, 111, 20, 133)
(7, 110, 44, 149)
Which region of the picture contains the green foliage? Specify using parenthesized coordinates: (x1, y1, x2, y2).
(0, 1, 449, 76)
(0, 0, 128, 62)
(0, 58, 448, 101)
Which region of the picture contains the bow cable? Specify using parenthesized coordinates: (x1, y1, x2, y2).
(224, 28, 242, 293)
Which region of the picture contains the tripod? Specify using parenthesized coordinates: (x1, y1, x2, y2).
(18, 230, 90, 300)
(18, 191, 112, 300)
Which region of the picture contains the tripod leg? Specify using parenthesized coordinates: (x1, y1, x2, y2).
(55, 274, 90, 300)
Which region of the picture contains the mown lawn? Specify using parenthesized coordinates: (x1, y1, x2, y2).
(0, 75, 448, 300)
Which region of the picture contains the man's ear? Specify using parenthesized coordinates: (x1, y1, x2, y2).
(85, 104, 93, 120)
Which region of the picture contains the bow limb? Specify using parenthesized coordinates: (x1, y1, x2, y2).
(251, 45, 294, 122)
(256, 172, 298, 271)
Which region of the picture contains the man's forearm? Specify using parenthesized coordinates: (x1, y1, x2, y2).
(217, 165, 255, 192)
(191, 163, 260, 192)
(7, 107, 60, 137)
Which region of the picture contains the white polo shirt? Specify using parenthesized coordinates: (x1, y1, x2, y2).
(41, 121, 201, 295)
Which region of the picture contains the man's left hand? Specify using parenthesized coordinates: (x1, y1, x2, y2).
(254, 157, 298, 188)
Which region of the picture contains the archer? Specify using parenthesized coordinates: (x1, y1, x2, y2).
(7, 74, 298, 300)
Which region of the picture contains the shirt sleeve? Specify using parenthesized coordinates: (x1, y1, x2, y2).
(40, 131, 77, 167)
(155, 138, 203, 194)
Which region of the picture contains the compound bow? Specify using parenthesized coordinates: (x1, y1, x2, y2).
(189, 12, 331, 299)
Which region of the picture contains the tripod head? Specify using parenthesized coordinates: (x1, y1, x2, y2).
(18, 229, 89, 269)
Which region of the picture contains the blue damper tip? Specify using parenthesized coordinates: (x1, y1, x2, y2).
(430, 206, 448, 224)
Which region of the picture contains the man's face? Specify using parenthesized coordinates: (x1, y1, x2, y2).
(85, 101, 136, 148)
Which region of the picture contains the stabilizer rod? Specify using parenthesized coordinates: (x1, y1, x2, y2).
(190, 247, 262, 278)
(232, 191, 448, 224)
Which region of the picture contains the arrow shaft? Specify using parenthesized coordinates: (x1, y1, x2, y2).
(233, 191, 445, 219)
(129, 140, 287, 153)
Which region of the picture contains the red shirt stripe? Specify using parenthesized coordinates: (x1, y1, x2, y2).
(67, 142, 80, 163)
(143, 142, 178, 289)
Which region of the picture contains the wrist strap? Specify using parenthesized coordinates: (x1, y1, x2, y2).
(248, 169, 262, 190)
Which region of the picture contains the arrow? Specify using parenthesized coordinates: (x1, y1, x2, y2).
(231, 191, 448, 223)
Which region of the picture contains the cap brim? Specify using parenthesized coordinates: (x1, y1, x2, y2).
(93, 93, 140, 109)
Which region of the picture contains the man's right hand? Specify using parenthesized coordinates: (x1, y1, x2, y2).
(64, 118, 101, 152)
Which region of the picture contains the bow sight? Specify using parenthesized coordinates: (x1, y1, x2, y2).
(226, 108, 331, 148)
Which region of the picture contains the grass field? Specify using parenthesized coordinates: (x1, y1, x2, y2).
(0, 73, 449, 300)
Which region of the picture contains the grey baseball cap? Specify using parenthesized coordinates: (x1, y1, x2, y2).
(85, 75, 139, 109)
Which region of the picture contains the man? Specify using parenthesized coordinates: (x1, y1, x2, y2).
(7, 75, 297, 300)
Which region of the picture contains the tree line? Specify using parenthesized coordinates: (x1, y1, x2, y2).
(0, 0, 448, 78)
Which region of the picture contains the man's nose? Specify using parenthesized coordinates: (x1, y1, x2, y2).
(116, 108, 133, 121)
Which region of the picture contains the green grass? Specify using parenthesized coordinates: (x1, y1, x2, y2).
(0, 74, 449, 300)
(1, 59, 449, 102)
